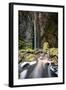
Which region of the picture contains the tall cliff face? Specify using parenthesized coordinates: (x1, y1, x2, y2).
(18, 11, 58, 50)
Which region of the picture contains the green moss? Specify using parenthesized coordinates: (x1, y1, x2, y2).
(25, 54, 35, 62)
(49, 48, 58, 56)
(43, 42, 49, 53)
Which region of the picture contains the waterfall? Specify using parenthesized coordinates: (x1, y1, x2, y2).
(34, 12, 37, 50)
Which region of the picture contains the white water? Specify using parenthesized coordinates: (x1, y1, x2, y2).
(20, 69, 28, 79)
(34, 12, 37, 49)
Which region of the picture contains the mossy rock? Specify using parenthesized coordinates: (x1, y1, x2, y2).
(51, 56, 58, 65)
(25, 48, 35, 53)
(49, 48, 58, 56)
(43, 42, 49, 53)
(25, 54, 35, 62)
